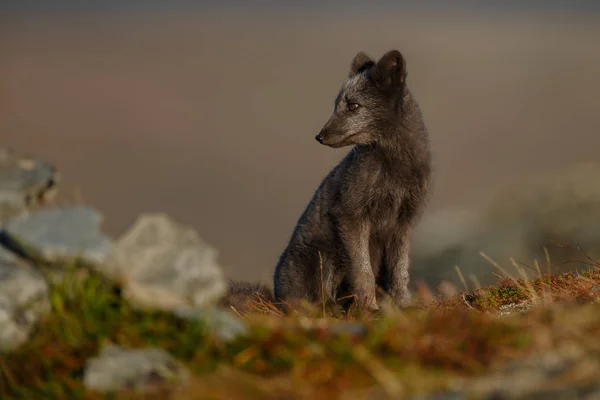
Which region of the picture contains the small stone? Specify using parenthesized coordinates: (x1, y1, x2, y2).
(3, 206, 113, 266)
(0, 247, 50, 352)
(0, 246, 17, 263)
(83, 344, 189, 393)
(328, 321, 368, 338)
(104, 213, 226, 312)
(498, 302, 533, 318)
(437, 280, 459, 300)
(0, 147, 60, 224)
(174, 307, 248, 342)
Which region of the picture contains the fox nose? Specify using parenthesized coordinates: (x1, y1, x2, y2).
(315, 134, 323, 143)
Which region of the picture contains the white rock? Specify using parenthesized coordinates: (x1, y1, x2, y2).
(83, 344, 189, 393)
(3, 206, 113, 266)
(0, 247, 50, 352)
(105, 213, 226, 312)
(0, 147, 60, 224)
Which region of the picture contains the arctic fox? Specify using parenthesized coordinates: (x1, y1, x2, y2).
(273, 50, 432, 312)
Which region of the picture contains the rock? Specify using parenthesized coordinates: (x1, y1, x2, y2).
(0, 147, 60, 224)
(174, 307, 248, 342)
(104, 213, 227, 313)
(412, 161, 600, 288)
(456, 344, 600, 399)
(0, 247, 50, 352)
(2, 206, 113, 266)
(83, 344, 189, 393)
(497, 302, 533, 318)
(328, 321, 368, 338)
(0, 245, 17, 263)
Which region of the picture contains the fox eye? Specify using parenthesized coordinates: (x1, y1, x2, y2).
(347, 103, 360, 111)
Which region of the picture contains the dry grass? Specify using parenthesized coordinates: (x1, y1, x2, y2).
(2, 248, 600, 399)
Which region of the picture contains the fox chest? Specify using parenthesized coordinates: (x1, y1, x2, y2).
(361, 179, 424, 233)
(338, 159, 429, 230)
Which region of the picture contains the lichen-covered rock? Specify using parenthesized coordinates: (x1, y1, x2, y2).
(0, 247, 50, 352)
(104, 213, 227, 313)
(83, 344, 189, 393)
(3, 206, 113, 266)
(0, 147, 60, 224)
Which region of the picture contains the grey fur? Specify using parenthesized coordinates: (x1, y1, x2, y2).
(219, 280, 274, 314)
(273, 50, 432, 312)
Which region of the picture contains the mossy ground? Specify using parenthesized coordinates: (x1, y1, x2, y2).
(2, 260, 600, 400)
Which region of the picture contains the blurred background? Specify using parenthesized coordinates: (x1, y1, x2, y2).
(2, 1, 600, 289)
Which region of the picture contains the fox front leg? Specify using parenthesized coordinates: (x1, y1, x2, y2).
(338, 221, 379, 311)
(384, 233, 412, 308)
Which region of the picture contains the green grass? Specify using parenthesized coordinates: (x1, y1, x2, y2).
(0, 267, 220, 399)
(2, 263, 600, 400)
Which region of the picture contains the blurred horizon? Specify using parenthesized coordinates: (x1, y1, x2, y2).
(2, 0, 600, 14)
(2, 3, 600, 286)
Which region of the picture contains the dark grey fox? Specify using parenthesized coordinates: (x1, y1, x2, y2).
(273, 50, 432, 312)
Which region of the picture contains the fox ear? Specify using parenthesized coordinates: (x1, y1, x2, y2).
(349, 51, 375, 77)
(372, 50, 407, 89)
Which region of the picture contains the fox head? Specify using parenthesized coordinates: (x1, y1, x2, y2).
(315, 50, 408, 148)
